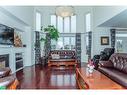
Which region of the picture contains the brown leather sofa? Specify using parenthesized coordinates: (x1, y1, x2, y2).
(48, 50, 77, 67)
(98, 53, 127, 88)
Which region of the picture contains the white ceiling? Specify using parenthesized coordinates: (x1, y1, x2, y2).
(99, 9, 127, 28)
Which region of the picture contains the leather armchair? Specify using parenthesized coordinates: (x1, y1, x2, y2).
(0, 67, 11, 78)
(0, 68, 19, 89)
(93, 48, 115, 69)
(0, 75, 19, 89)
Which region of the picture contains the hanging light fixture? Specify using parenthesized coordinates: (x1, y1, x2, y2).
(55, 6, 75, 17)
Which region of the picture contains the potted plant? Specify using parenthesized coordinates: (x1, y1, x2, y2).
(40, 25, 59, 43)
(40, 25, 59, 56)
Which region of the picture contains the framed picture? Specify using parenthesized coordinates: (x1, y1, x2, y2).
(101, 36, 109, 45)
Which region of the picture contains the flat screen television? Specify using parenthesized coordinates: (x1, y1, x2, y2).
(0, 24, 14, 45)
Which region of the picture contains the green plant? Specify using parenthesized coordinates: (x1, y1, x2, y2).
(40, 25, 59, 43)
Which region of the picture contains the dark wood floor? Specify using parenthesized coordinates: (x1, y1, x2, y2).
(15, 64, 78, 89)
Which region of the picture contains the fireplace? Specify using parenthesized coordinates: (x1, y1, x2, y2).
(0, 54, 9, 68)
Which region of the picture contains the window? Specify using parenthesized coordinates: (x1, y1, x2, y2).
(64, 37, 70, 49)
(86, 36, 89, 54)
(71, 16, 76, 33)
(51, 39, 57, 50)
(35, 12, 41, 31)
(50, 15, 76, 50)
(115, 32, 127, 53)
(51, 15, 56, 28)
(56, 37, 64, 50)
(86, 13, 91, 32)
(51, 15, 76, 33)
(64, 17, 70, 33)
(50, 36, 75, 50)
(70, 37, 75, 50)
(57, 16, 63, 33)
(116, 40, 123, 53)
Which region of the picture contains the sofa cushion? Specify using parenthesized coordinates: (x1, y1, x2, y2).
(98, 67, 114, 76)
(51, 54, 60, 59)
(109, 53, 127, 74)
(98, 67, 127, 88)
(99, 61, 113, 68)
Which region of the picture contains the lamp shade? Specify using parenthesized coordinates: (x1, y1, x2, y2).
(55, 6, 74, 17)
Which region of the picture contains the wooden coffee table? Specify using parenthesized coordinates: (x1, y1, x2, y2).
(76, 67, 125, 89)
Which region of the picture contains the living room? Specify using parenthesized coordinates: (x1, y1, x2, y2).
(0, 2, 127, 93)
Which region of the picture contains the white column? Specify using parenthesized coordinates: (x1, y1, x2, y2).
(24, 26, 35, 66)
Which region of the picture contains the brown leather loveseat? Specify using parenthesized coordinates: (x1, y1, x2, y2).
(49, 50, 76, 59)
(98, 53, 127, 88)
(48, 50, 77, 67)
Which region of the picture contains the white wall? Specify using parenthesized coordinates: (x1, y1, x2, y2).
(1, 6, 34, 27)
(91, 27, 111, 56)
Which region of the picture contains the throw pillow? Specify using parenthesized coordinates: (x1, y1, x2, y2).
(51, 54, 60, 59)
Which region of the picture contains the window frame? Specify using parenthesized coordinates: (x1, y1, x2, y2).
(35, 10, 42, 31)
(85, 12, 91, 33)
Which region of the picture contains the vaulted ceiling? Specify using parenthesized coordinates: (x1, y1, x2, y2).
(99, 9, 127, 28)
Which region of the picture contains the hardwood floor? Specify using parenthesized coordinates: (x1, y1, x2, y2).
(15, 64, 78, 89)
